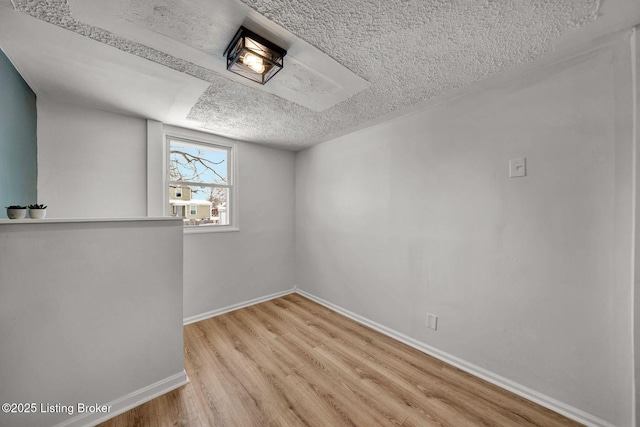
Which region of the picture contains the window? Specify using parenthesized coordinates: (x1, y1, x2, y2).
(167, 135, 234, 229)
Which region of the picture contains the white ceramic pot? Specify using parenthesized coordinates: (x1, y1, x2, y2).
(7, 208, 27, 219)
(29, 208, 47, 219)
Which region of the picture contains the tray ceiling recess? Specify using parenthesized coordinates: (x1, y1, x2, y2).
(12, 0, 370, 112)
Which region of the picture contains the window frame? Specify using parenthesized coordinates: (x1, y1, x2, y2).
(164, 126, 239, 234)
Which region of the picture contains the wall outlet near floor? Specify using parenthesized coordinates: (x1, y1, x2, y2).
(426, 313, 438, 330)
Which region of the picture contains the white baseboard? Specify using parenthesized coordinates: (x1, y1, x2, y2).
(295, 289, 615, 427)
(54, 370, 189, 427)
(63, 288, 611, 427)
(183, 288, 296, 325)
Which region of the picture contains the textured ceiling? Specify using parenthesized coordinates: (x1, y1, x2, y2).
(6, 0, 600, 148)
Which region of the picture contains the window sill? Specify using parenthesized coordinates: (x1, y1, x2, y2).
(183, 226, 239, 234)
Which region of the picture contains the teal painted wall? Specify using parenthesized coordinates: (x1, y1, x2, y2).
(0, 48, 37, 217)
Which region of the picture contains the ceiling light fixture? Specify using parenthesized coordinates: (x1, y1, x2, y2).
(224, 26, 287, 85)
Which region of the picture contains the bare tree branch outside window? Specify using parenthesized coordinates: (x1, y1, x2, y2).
(168, 141, 231, 226)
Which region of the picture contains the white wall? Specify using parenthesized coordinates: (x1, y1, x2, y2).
(0, 218, 185, 427)
(37, 98, 147, 218)
(296, 36, 635, 426)
(37, 98, 296, 320)
(634, 26, 640, 426)
(183, 141, 296, 318)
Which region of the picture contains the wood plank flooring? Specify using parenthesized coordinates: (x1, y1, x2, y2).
(98, 293, 581, 426)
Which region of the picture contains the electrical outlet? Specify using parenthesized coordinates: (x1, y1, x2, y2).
(426, 313, 438, 330)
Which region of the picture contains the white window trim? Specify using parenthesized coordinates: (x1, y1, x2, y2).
(148, 123, 239, 234)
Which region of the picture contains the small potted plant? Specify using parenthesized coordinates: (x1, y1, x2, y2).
(28, 204, 47, 219)
(6, 205, 27, 219)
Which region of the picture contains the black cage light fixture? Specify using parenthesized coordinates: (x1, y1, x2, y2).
(224, 26, 287, 85)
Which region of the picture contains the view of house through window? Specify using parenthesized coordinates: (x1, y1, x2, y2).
(168, 137, 232, 227)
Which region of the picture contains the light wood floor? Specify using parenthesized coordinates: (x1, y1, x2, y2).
(99, 293, 581, 426)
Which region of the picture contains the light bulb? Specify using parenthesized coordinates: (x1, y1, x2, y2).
(243, 52, 265, 74)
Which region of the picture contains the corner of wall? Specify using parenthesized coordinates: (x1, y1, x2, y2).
(146, 119, 165, 217)
(632, 23, 639, 427)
